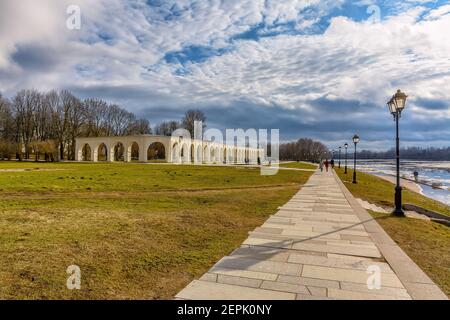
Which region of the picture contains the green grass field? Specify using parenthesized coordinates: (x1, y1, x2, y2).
(335, 168, 450, 297)
(279, 161, 318, 170)
(0, 161, 312, 299)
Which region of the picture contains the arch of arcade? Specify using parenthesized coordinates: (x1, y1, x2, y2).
(75, 135, 264, 164)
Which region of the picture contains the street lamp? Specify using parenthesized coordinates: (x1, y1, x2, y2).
(344, 143, 348, 174)
(352, 135, 359, 184)
(338, 146, 342, 168)
(388, 89, 408, 216)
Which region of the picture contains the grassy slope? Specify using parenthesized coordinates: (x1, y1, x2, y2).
(280, 161, 318, 170)
(335, 167, 450, 216)
(0, 161, 312, 299)
(335, 168, 450, 297)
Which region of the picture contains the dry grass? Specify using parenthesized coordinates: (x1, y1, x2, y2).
(280, 161, 318, 170)
(0, 162, 311, 299)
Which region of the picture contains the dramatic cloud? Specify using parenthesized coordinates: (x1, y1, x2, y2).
(0, 0, 449, 150)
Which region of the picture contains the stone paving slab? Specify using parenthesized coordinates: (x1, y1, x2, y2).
(287, 252, 394, 273)
(175, 169, 447, 300)
(260, 280, 310, 295)
(177, 280, 296, 300)
(277, 274, 340, 289)
(217, 274, 263, 288)
(231, 246, 292, 262)
(339, 281, 410, 298)
(301, 265, 404, 288)
(215, 256, 303, 276)
(327, 288, 409, 300)
(291, 242, 382, 258)
(248, 231, 341, 242)
(208, 266, 279, 281)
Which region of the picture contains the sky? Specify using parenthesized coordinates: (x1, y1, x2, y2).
(0, 0, 450, 150)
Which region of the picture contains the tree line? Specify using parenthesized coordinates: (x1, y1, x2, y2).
(280, 140, 450, 162)
(280, 138, 330, 162)
(357, 146, 450, 161)
(0, 89, 206, 161)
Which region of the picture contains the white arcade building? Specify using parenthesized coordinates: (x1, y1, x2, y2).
(75, 135, 264, 164)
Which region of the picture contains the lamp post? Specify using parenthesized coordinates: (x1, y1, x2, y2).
(352, 135, 359, 184)
(388, 89, 408, 217)
(344, 143, 348, 174)
(338, 146, 341, 168)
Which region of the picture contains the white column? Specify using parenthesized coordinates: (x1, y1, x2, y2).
(109, 145, 114, 162)
(75, 141, 81, 161)
(139, 143, 147, 162)
(90, 145, 95, 162)
(93, 145, 99, 162)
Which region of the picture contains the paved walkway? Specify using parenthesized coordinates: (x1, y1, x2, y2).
(176, 169, 447, 300)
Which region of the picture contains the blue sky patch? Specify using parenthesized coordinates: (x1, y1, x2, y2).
(164, 45, 231, 65)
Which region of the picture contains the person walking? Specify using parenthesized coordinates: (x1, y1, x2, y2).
(319, 159, 324, 172)
(324, 159, 329, 172)
(330, 159, 335, 169)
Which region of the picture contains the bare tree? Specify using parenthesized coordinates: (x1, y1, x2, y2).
(83, 98, 109, 137)
(66, 94, 84, 160)
(0, 139, 17, 160)
(50, 91, 66, 160)
(154, 120, 180, 136)
(0, 95, 16, 141)
(181, 109, 206, 138)
(0, 95, 17, 160)
(1, 88, 157, 161)
(127, 118, 151, 135)
(280, 138, 329, 162)
(13, 90, 41, 158)
(107, 104, 135, 136)
(34, 91, 54, 141)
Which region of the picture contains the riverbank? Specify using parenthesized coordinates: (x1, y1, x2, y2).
(336, 167, 450, 216)
(356, 160, 450, 206)
(376, 175, 422, 193)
